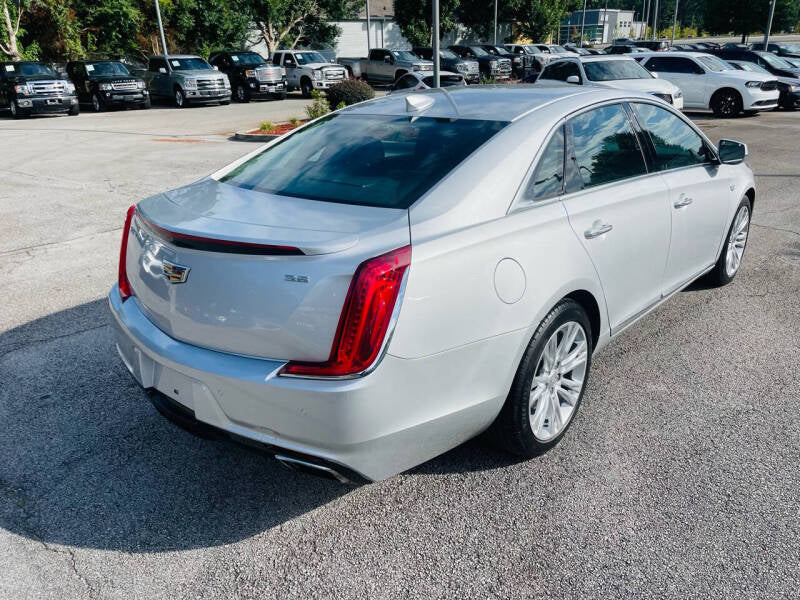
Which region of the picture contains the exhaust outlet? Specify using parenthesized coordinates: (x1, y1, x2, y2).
(274, 454, 351, 484)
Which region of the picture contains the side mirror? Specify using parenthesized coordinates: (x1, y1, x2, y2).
(384, 56, 392, 63)
(213, 65, 219, 70)
(159, 67, 167, 74)
(717, 139, 747, 164)
(651, 72, 659, 78)
(566, 75, 580, 84)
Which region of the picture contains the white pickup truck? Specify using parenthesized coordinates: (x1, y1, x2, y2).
(270, 50, 347, 97)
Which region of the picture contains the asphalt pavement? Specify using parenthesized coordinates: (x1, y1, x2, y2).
(1, 98, 798, 599)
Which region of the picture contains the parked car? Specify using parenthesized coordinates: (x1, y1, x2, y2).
(765, 43, 800, 59)
(412, 47, 479, 83)
(337, 49, 433, 85)
(537, 55, 684, 109)
(693, 42, 721, 50)
(110, 86, 754, 482)
(726, 59, 800, 110)
(208, 51, 286, 102)
(0, 61, 79, 118)
(448, 45, 512, 79)
(478, 44, 532, 77)
(273, 50, 347, 97)
(389, 70, 466, 93)
(563, 43, 592, 56)
(143, 55, 231, 108)
(66, 60, 149, 112)
(605, 45, 648, 55)
(632, 40, 670, 52)
(504, 44, 547, 71)
(707, 48, 800, 80)
(636, 52, 779, 116)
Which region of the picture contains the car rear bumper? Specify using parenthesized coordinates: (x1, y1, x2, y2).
(109, 286, 520, 481)
(16, 95, 78, 114)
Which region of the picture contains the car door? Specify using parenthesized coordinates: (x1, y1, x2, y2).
(643, 56, 707, 108)
(147, 58, 167, 97)
(629, 101, 732, 295)
(561, 103, 671, 332)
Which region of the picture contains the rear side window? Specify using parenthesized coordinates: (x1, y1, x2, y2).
(645, 56, 703, 74)
(631, 102, 708, 170)
(523, 126, 564, 202)
(568, 104, 647, 189)
(540, 61, 581, 82)
(220, 114, 508, 209)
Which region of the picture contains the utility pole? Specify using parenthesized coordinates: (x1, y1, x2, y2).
(366, 0, 371, 53)
(154, 0, 168, 56)
(493, 0, 498, 45)
(432, 0, 440, 87)
(641, 0, 648, 39)
(671, 0, 679, 46)
(602, 0, 608, 44)
(579, 0, 588, 46)
(763, 0, 776, 51)
(652, 0, 658, 40)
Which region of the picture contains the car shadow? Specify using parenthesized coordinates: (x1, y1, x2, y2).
(0, 299, 348, 552)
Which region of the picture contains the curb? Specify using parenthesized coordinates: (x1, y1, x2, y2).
(233, 131, 281, 142)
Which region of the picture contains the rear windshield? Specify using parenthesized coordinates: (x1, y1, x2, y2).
(584, 59, 652, 81)
(220, 113, 508, 209)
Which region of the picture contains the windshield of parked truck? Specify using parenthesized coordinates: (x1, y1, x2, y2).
(550, 45, 569, 54)
(220, 113, 508, 209)
(391, 51, 419, 61)
(229, 52, 265, 65)
(584, 59, 652, 80)
(3, 62, 58, 77)
(85, 61, 130, 76)
(440, 49, 458, 59)
(294, 52, 326, 65)
(468, 46, 489, 56)
(169, 57, 212, 71)
(757, 51, 793, 69)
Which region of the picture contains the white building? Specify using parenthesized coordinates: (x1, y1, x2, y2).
(559, 9, 642, 44)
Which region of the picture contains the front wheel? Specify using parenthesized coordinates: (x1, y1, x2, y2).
(705, 198, 751, 286)
(272, 91, 287, 101)
(174, 87, 186, 108)
(711, 89, 743, 118)
(300, 78, 312, 98)
(490, 299, 592, 456)
(234, 84, 250, 103)
(67, 104, 80, 116)
(9, 100, 24, 119)
(91, 93, 104, 112)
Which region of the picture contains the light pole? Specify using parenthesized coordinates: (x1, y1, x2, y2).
(493, 0, 498, 45)
(671, 0, 679, 46)
(154, 0, 168, 56)
(579, 0, 588, 46)
(365, 0, 371, 53)
(763, 0, 776, 51)
(652, 0, 658, 40)
(432, 0, 440, 87)
(641, 0, 648, 39)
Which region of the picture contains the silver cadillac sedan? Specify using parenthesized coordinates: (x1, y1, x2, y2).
(110, 85, 754, 482)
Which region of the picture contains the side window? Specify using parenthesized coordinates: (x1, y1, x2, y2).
(645, 56, 699, 73)
(631, 102, 708, 170)
(394, 74, 418, 90)
(522, 125, 565, 202)
(148, 58, 158, 72)
(272, 52, 282, 65)
(540, 61, 580, 82)
(567, 104, 647, 189)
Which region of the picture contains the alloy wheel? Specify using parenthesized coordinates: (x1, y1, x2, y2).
(717, 92, 738, 117)
(236, 85, 246, 102)
(10, 100, 16, 117)
(529, 321, 588, 442)
(92, 94, 102, 112)
(725, 205, 750, 277)
(175, 89, 184, 108)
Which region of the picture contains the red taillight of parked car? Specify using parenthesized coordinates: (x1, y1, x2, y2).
(118, 205, 136, 301)
(280, 245, 412, 378)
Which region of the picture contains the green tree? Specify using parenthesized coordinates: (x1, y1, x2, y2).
(509, 0, 574, 43)
(1, 0, 25, 60)
(78, 0, 143, 57)
(705, 0, 799, 41)
(394, 0, 461, 48)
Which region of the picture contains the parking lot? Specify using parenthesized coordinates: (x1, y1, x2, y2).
(1, 100, 799, 599)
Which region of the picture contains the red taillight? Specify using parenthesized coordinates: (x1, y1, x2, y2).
(118, 205, 136, 301)
(280, 245, 411, 378)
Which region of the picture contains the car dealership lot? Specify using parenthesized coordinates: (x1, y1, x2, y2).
(1, 103, 799, 598)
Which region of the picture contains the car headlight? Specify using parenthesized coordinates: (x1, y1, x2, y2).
(245, 69, 256, 78)
(99, 83, 112, 91)
(745, 81, 762, 88)
(791, 84, 800, 92)
(14, 84, 31, 95)
(183, 78, 197, 89)
(223, 76, 231, 89)
(137, 80, 145, 89)
(65, 82, 76, 93)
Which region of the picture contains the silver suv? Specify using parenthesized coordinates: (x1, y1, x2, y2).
(144, 55, 231, 108)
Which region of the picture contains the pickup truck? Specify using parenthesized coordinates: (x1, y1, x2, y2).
(66, 59, 149, 111)
(1, 61, 79, 118)
(271, 50, 347, 98)
(209, 50, 286, 102)
(143, 54, 231, 108)
(338, 49, 433, 84)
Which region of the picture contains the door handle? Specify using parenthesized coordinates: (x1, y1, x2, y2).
(584, 222, 613, 239)
(674, 194, 693, 208)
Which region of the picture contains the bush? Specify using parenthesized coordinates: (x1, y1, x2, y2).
(305, 90, 331, 120)
(326, 79, 375, 107)
(260, 121, 275, 133)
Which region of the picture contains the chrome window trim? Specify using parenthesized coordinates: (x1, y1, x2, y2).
(508, 118, 567, 213)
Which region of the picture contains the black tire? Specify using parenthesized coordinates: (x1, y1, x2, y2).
(489, 299, 593, 457)
(68, 104, 80, 116)
(781, 95, 797, 111)
(220, 99, 230, 105)
(272, 91, 287, 100)
(91, 93, 104, 112)
(395, 69, 407, 81)
(300, 77, 312, 98)
(174, 87, 186, 108)
(234, 83, 250, 103)
(9, 100, 24, 119)
(142, 97, 151, 109)
(704, 196, 752, 287)
(711, 88, 743, 118)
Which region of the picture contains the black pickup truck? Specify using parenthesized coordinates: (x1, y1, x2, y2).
(208, 51, 286, 102)
(0, 61, 79, 118)
(66, 60, 150, 111)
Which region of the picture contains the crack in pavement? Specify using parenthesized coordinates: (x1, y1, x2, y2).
(0, 322, 110, 360)
(0, 227, 122, 257)
(751, 222, 800, 237)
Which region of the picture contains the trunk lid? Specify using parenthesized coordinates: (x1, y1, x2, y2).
(127, 178, 410, 361)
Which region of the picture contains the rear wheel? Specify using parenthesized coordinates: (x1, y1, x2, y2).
(174, 87, 186, 108)
(711, 89, 743, 117)
(235, 84, 250, 103)
(490, 299, 592, 456)
(705, 197, 751, 286)
(300, 77, 312, 98)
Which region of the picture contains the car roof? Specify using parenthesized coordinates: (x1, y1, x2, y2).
(634, 51, 715, 59)
(573, 55, 637, 63)
(149, 54, 201, 59)
(342, 84, 649, 121)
